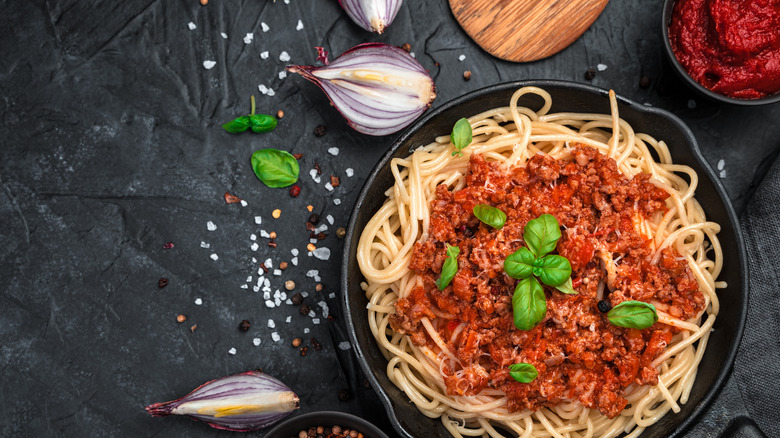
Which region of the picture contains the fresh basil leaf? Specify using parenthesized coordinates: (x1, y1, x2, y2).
(555, 277, 577, 295)
(222, 116, 251, 133)
(435, 244, 460, 291)
(523, 214, 561, 258)
(536, 254, 572, 287)
(607, 300, 658, 329)
(508, 363, 538, 383)
(248, 114, 278, 133)
(250, 149, 300, 188)
(450, 118, 472, 156)
(512, 276, 546, 331)
(504, 247, 535, 279)
(473, 204, 506, 229)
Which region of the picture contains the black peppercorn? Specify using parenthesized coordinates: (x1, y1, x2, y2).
(158, 278, 169, 288)
(300, 303, 311, 315)
(239, 319, 251, 331)
(584, 68, 596, 80)
(597, 300, 612, 313)
(308, 213, 320, 224)
(338, 388, 351, 401)
(314, 125, 326, 137)
(291, 293, 304, 305)
(639, 76, 651, 88)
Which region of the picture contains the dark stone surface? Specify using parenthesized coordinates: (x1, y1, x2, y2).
(0, 0, 776, 437)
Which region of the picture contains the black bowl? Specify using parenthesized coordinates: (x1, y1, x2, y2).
(263, 411, 389, 438)
(661, 0, 780, 106)
(341, 80, 748, 438)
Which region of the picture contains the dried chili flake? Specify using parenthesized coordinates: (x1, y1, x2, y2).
(316, 232, 326, 240)
(224, 193, 242, 204)
(292, 153, 303, 160)
(313, 162, 322, 175)
(401, 43, 411, 52)
(163, 242, 174, 249)
(158, 278, 169, 288)
(311, 337, 322, 351)
(239, 320, 251, 331)
(330, 175, 340, 187)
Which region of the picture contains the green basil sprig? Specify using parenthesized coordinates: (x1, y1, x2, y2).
(250, 149, 300, 188)
(223, 95, 278, 134)
(450, 118, 472, 157)
(435, 244, 460, 291)
(508, 363, 538, 383)
(473, 204, 506, 229)
(436, 243, 460, 290)
(607, 300, 658, 329)
(504, 214, 577, 331)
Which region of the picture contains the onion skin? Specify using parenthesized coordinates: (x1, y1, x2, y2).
(287, 43, 436, 136)
(338, 0, 403, 34)
(145, 370, 299, 432)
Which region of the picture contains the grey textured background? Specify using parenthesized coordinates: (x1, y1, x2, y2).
(1, 0, 777, 437)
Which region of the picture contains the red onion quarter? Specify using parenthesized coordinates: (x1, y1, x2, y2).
(287, 43, 436, 136)
(145, 370, 299, 431)
(338, 0, 403, 34)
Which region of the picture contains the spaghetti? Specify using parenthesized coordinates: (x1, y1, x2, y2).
(357, 87, 723, 437)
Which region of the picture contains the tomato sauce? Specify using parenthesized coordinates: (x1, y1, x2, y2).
(668, 0, 780, 99)
(389, 147, 705, 418)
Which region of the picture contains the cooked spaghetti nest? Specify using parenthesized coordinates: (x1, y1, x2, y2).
(356, 87, 723, 438)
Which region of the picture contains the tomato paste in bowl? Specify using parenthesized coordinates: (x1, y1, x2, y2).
(665, 0, 780, 103)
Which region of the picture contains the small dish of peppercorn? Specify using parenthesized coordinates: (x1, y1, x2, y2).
(263, 411, 388, 438)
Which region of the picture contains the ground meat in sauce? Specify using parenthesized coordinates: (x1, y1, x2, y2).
(389, 146, 705, 419)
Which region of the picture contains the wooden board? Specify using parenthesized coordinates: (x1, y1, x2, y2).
(449, 0, 610, 62)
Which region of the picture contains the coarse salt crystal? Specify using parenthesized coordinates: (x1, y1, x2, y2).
(203, 60, 217, 70)
(261, 22, 270, 32)
(304, 328, 310, 334)
(296, 20, 304, 31)
(273, 269, 282, 276)
(267, 319, 275, 328)
(285, 298, 292, 305)
(246, 276, 253, 282)
(267, 88, 275, 97)
(313, 318, 320, 324)
(207, 221, 217, 231)
(264, 258, 273, 268)
(264, 278, 270, 287)
(325, 182, 333, 191)
(286, 316, 292, 323)
(284, 0, 290, 4)
(315, 275, 321, 282)
(327, 147, 339, 156)
(326, 215, 334, 225)
(221, 32, 228, 39)
(346, 168, 354, 177)
(188, 22, 196, 30)
(244, 33, 253, 44)
(458, 54, 466, 61)
(410, 52, 415, 58)
(258, 84, 269, 95)
(260, 230, 270, 238)
(719, 169, 727, 178)
(195, 298, 203, 305)
(253, 338, 261, 346)
(255, 216, 263, 224)
(597, 63, 608, 71)
(279, 51, 291, 62)
(278, 70, 287, 80)
(251, 242, 259, 251)
(338, 342, 351, 350)
(210, 253, 219, 261)
(263, 291, 271, 300)
(241, 284, 249, 289)
(200, 241, 210, 248)
(717, 159, 725, 171)
(228, 347, 237, 355)
(333, 198, 341, 205)
(328, 292, 336, 299)
(253, 285, 260, 292)
(252, 257, 257, 264)
(315, 224, 328, 233)
(260, 51, 270, 59)
(302, 292, 309, 298)
(688, 99, 697, 109)
(291, 248, 299, 256)
(250, 234, 257, 241)
(291, 257, 298, 266)
(265, 300, 275, 308)
(271, 332, 280, 342)
(240, 200, 248, 207)
(308, 310, 316, 318)
(313, 247, 331, 261)
(318, 301, 329, 318)
(307, 270, 319, 278)
(309, 169, 321, 183)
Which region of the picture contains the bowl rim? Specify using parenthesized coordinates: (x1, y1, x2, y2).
(263, 410, 390, 438)
(341, 79, 749, 438)
(661, 0, 780, 106)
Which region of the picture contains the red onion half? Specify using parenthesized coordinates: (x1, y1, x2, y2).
(145, 370, 299, 431)
(287, 43, 436, 136)
(339, 0, 403, 34)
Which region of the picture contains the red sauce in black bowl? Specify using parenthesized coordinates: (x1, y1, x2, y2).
(668, 0, 780, 100)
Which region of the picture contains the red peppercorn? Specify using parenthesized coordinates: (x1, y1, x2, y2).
(289, 185, 301, 197)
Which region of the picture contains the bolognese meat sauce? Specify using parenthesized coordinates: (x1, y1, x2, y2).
(389, 146, 705, 419)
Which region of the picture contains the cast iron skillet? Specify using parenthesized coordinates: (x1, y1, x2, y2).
(341, 80, 748, 438)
